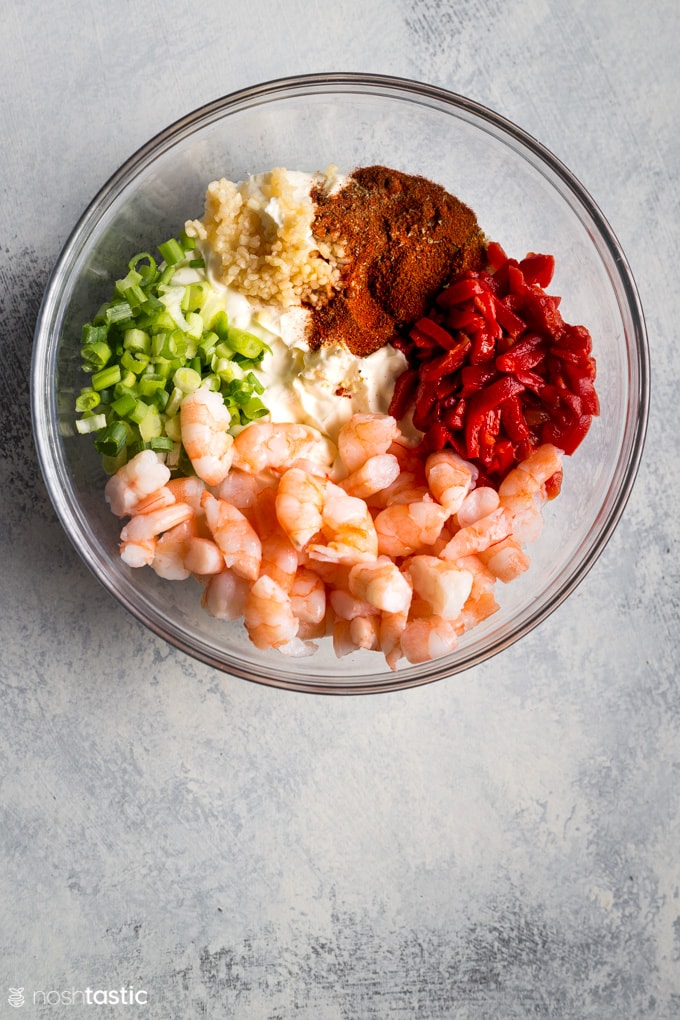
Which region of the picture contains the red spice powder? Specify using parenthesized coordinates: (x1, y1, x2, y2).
(306, 165, 486, 356)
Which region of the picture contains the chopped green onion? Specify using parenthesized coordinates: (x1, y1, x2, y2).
(75, 413, 107, 434)
(174, 367, 202, 393)
(94, 421, 128, 457)
(91, 364, 122, 391)
(81, 341, 112, 371)
(75, 389, 101, 413)
(225, 326, 269, 360)
(158, 237, 185, 266)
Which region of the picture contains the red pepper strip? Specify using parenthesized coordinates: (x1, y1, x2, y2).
(460, 363, 498, 396)
(436, 276, 486, 308)
(467, 406, 501, 461)
(542, 413, 592, 455)
(465, 377, 525, 458)
(557, 324, 592, 354)
(513, 368, 547, 394)
(473, 287, 499, 325)
(508, 264, 527, 297)
(540, 383, 583, 418)
(522, 290, 565, 340)
(549, 346, 590, 366)
(412, 378, 440, 431)
(492, 297, 527, 339)
(388, 367, 419, 420)
(545, 469, 563, 501)
(409, 323, 438, 350)
(420, 337, 471, 381)
(469, 328, 497, 364)
(485, 240, 508, 272)
(569, 374, 600, 416)
(423, 421, 451, 451)
(411, 316, 456, 349)
(500, 394, 530, 441)
(496, 332, 546, 373)
(445, 308, 486, 332)
(443, 398, 466, 431)
(486, 438, 515, 476)
(518, 253, 555, 288)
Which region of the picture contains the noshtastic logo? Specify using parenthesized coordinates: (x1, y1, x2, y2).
(8, 987, 25, 1007)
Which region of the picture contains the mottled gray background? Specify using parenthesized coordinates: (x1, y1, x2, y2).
(1, 0, 678, 1017)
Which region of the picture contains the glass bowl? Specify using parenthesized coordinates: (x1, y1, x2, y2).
(31, 73, 649, 694)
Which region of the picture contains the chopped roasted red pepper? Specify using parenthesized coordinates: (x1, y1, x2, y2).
(518, 253, 555, 288)
(390, 244, 598, 484)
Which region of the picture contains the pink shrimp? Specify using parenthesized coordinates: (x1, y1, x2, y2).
(243, 575, 299, 650)
(340, 454, 401, 500)
(478, 536, 531, 583)
(289, 567, 326, 629)
(373, 500, 450, 558)
(201, 491, 262, 580)
(406, 555, 474, 621)
(399, 616, 459, 664)
(201, 568, 250, 621)
(275, 467, 326, 550)
(151, 517, 199, 580)
(455, 486, 500, 529)
(425, 449, 478, 514)
(337, 413, 400, 472)
(308, 482, 378, 564)
(379, 610, 408, 671)
(440, 506, 512, 561)
(347, 558, 412, 614)
(105, 449, 171, 517)
(232, 421, 335, 475)
(180, 386, 234, 485)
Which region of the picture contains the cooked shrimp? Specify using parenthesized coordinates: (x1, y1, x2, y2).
(406, 555, 474, 620)
(289, 567, 326, 627)
(478, 536, 531, 583)
(340, 454, 401, 500)
(275, 467, 326, 550)
(243, 574, 299, 650)
(131, 485, 176, 516)
(373, 501, 450, 558)
(441, 506, 512, 561)
(308, 482, 378, 564)
(260, 531, 299, 592)
(180, 386, 234, 486)
(379, 610, 408, 671)
(425, 449, 478, 514)
(201, 491, 262, 580)
(120, 537, 157, 568)
(329, 588, 381, 621)
(166, 475, 206, 513)
(183, 537, 225, 576)
(201, 568, 250, 620)
(368, 472, 430, 509)
(348, 558, 412, 614)
(119, 502, 194, 544)
(214, 468, 263, 510)
(105, 449, 171, 517)
(337, 413, 400, 472)
(455, 486, 500, 529)
(498, 443, 562, 512)
(232, 421, 335, 475)
(151, 517, 198, 580)
(349, 615, 381, 651)
(399, 616, 459, 664)
(332, 616, 380, 656)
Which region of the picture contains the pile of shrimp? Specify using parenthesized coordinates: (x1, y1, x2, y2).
(104, 386, 563, 669)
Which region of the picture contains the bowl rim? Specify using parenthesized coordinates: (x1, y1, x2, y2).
(31, 72, 650, 694)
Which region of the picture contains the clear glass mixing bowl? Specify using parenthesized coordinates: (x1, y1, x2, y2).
(31, 73, 649, 694)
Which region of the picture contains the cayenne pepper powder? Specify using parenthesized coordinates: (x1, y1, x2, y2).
(306, 165, 486, 357)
